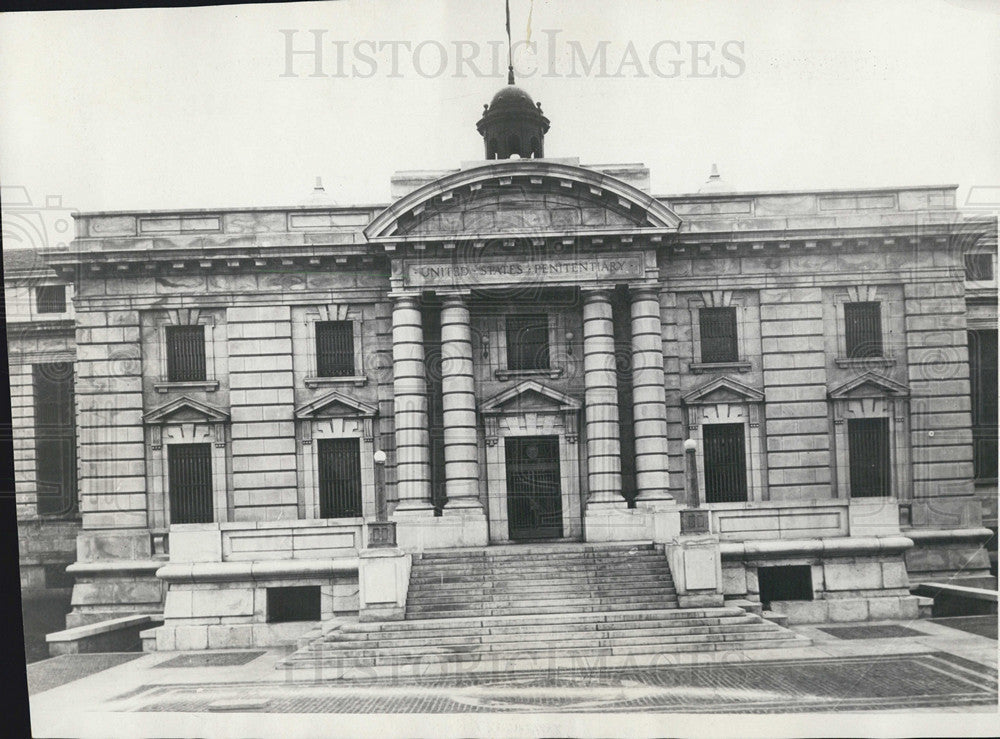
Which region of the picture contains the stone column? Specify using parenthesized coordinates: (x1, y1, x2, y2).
(630, 287, 673, 501)
(390, 296, 433, 513)
(439, 295, 482, 510)
(582, 289, 623, 505)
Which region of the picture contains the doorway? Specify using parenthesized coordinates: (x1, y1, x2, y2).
(505, 435, 563, 540)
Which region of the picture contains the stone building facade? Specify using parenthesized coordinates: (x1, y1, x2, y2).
(13, 84, 998, 648)
(4, 249, 80, 597)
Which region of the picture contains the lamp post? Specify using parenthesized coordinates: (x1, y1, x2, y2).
(681, 437, 709, 534)
(368, 449, 396, 548)
(683, 438, 700, 509)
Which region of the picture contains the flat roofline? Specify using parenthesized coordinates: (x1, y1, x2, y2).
(73, 203, 390, 219)
(73, 183, 963, 219)
(655, 183, 960, 200)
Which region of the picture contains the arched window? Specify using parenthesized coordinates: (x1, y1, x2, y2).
(488, 138, 498, 159)
(530, 137, 540, 158)
(507, 135, 521, 157)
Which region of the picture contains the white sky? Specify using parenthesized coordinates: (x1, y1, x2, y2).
(0, 0, 998, 214)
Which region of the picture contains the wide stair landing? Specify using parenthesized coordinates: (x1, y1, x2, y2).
(281, 542, 809, 678)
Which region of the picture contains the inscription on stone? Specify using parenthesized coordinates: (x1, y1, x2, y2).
(404, 254, 644, 287)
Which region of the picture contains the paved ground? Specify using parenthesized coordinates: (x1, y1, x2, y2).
(26, 617, 1000, 738)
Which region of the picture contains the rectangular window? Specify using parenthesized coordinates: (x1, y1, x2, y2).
(506, 314, 550, 371)
(165, 325, 207, 382)
(703, 423, 748, 503)
(844, 302, 883, 358)
(758, 565, 813, 606)
(969, 329, 999, 480)
(965, 253, 994, 281)
(267, 586, 321, 623)
(316, 320, 355, 377)
(167, 443, 214, 524)
(35, 285, 67, 314)
(699, 307, 739, 363)
(848, 418, 891, 497)
(32, 363, 76, 516)
(317, 437, 363, 518)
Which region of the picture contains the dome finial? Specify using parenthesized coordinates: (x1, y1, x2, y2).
(699, 163, 733, 193)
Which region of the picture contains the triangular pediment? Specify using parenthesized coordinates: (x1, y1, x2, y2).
(144, 396, 229, 424)
(365, 160, 681, 243)
(829, 372, 909, 399)
(682, 377, 764, 405)
(481, 380, 581, 415)
(294, 390, 378, 420)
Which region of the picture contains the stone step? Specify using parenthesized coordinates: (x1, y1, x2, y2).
(413, 554, 665, 567)
(408, 562, 673, 577)
(406, 595, 677, 618)
(409, 573, 674, 587)
(317, 615, 763, 648)
(307, 627, 794, 659)
(407, 577, 676, 594)
(346, 606, 746, 632)
(417, 541, 659, 558)
(288, 633, 801, 669)
(405, 592, 678, 612)
(406, 584, 677, 602)
(402, 605, 682, 620)
(336, 614, 757, 642)
(312, 619, 775, 652)
(411, 568, 674, 580)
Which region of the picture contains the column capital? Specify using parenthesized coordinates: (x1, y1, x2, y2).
(581, 287, 614, 303)
(438, 290, 472, 308)
(390, 291, 423, 303)
(629, 284, 662, 302)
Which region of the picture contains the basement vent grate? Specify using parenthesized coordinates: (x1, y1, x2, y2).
(818, 625, 924, 640)
(155, 651, 265, 668)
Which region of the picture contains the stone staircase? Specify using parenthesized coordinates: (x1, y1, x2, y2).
(406, 541, 679, 618)
(281, 542, 809, 678)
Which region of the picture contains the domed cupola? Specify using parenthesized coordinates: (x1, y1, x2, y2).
(476, 83, 550, 160)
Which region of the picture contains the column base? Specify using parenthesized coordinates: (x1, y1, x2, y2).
(584, 502, 650, 543)
(635, 498, 681, 543)
(393, 508, 489, 550)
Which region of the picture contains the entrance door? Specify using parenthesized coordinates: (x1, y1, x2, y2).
(505, 435, 562, 540)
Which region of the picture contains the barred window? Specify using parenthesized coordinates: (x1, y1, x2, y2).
(32, 363, 76, 517)
(969, 329, 998, 480)
(699, 307, 739, 363)
(318, 437, 363, 518)
(848, 418, 890, 497)
(167, 443, 214, 524)
(316, 321, 355, 377)
(36, 285, 66, 314)
(506, 314, 550, 371)
(703, 423, 748, 503)
(844, 302, 883, 358)
(165, 325, 207, 382)
(965, 254, 994, 281)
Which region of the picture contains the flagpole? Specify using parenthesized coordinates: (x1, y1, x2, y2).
(505, 0, 514, 84)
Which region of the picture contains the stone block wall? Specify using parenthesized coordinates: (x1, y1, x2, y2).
(759, 287, 832, 502)
(904, 279, 975, 503)
(228, 305, 299, 522)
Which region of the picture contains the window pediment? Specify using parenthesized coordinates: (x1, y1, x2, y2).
(481, 380, 581, 415)
(294, 390, 378, 420)
(829, 372, 909, 400)
(143, 396, 229, 425)
(682, 377, 764, 405)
